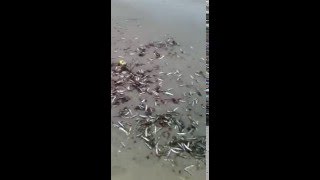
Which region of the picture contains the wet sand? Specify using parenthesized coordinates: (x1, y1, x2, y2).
(111, 0, 206, 179)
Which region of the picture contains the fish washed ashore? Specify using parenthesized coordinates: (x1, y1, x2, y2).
(111, 0, 207, 179)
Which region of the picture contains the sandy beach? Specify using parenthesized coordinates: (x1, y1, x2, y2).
(111, 0, 207, 179)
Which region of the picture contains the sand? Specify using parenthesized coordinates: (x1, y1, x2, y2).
(111, 0, 206, 179)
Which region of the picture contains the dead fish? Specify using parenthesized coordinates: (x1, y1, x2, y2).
(177, 132, 186, 136)
(120, 142, 126, 148)
(164, 92, 174, 96)
(183, 143, 192, 151)
(166, 149, 172, 157)
(112, 123, 120, 128)
(173, 107, 179, 112)
(184, 165, 194, 175)
(178, 143, 185, 151)
(153, 91, 159, 96)
(118, 121, 124, 128)
(119, 127, 129, 136)
(155, 142, 159, 155)
(154, 126, 157, 134)
(141, 136, 150, 142)
(171, 149, 180, 154)
(145, 143, 152, 150)
(172, 148, 183, 151)
(111, 96, 116, 103)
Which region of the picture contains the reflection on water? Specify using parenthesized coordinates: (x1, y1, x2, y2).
(111, 0, 206, 180)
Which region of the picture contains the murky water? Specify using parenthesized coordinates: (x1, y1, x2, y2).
(111, 0, 206, 179)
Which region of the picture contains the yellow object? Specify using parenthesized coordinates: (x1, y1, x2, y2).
(119, 60, 126, 66)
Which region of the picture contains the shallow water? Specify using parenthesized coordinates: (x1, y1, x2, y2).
(111, 0, 206, 179)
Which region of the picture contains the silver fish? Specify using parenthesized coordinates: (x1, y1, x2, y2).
(119, 127, 129, 136)
(171, 149, 180, 154)
(166, 149, 172, 157)
(177, 132, 186, 136)
(111, 96, 116, 103)
(120, 142, 126, 148)
(118, 121, 124, 128)
(155, 142, 159, 155)
(164, 92, 174, 96)
(141, 136, 150, 142)
(183, 143, 192, 151)
(184, 165, 194, 175)
(145, 143, 152, 150)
